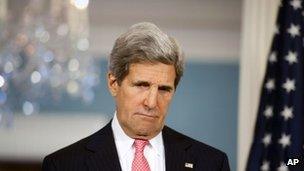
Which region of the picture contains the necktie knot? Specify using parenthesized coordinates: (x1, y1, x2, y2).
(134, 139, 149, 152)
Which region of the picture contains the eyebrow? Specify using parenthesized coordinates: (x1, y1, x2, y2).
(132, 80, 174, 91)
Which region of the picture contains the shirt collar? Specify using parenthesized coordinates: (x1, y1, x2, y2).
(111, 112, 134, 158)
(149, 129, 164, 157)
(111, 111, 164, 157)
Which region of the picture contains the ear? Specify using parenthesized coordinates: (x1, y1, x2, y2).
(107, 72, 119, 96)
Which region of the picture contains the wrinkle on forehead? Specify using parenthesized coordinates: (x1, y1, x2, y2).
(128, 63, 176, 87)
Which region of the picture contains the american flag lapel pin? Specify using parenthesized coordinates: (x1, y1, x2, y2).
(185, 162, 193, 169)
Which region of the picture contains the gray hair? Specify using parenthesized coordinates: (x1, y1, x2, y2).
(109, 22, 184, 88)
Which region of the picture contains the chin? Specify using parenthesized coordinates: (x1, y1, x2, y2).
(135, 126, 160, 138)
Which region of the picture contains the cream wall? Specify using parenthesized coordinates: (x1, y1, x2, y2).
(87, 0, 241, 62)
(238, 0, 280, 170)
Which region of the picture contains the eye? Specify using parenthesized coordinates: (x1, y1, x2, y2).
(133, 82, 150, 88)
(158, 86, 172, 93)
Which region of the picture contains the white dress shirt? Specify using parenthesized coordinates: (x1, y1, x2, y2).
(111, 112, 166, 171)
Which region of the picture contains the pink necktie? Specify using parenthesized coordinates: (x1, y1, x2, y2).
(132, 139, 151, 171)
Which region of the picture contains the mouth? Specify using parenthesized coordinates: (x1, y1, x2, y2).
(134, 112, 158, 119)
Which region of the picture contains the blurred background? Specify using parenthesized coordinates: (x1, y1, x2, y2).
(0, 0, 280, 171)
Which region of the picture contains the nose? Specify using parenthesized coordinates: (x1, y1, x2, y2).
(144, 87, 158, 110)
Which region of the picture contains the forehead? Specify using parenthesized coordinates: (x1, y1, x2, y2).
(127, 62, 176, 84)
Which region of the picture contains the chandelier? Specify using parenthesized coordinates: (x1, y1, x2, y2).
(0, 0, 99, 127)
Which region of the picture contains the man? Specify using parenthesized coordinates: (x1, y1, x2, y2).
(42, 22, 230, 171)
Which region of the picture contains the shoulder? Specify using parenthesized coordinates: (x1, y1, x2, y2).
(163, 126, 230, 170)
(42, 122, 112, 170)
(45, 135, 91, 160)
(163, 126, 226, 155)
(42, 134, 93, 170)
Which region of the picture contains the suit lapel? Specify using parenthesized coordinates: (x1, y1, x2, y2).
(163, 126, 195, 171)
(85, 121, 122, 171)
(84, 122, 196, 171)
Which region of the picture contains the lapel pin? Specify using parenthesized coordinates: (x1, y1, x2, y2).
(185, 162, 193, 168)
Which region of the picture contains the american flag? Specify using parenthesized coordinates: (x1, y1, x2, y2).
(246, 0, 304, 170)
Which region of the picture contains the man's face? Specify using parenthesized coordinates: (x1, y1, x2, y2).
(108, 62, 176, 139)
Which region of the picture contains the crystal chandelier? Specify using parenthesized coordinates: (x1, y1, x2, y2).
(0, 0, 99, 127)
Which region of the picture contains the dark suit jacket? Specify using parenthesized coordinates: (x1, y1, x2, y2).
(42, 121, 230, 171)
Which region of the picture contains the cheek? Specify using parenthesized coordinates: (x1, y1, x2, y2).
(159, 94, 173, 106)
(158, 96, 173, 114)
(121, 89, 143, 111)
